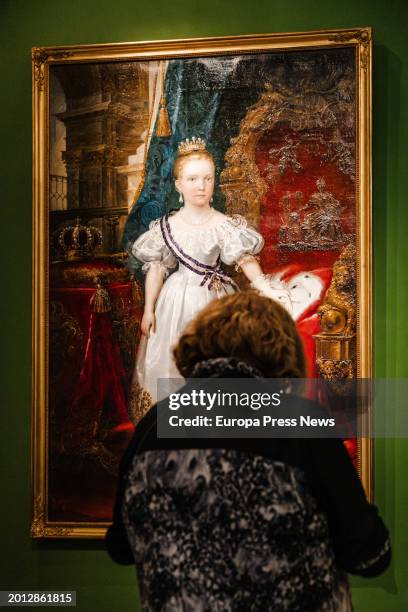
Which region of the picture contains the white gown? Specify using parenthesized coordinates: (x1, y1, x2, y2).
(129, 213, 264, 422)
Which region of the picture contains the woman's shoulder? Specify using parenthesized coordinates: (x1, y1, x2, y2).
(132, 216, 166, 251)
(147, 216, 164, 231)
(210, 210, 233, 227)
(214, 212, 249, 232)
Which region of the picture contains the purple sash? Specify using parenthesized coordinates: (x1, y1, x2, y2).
(160, 215, 238, 292)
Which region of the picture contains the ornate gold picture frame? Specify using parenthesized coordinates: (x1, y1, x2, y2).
(32, 28, 372, 538)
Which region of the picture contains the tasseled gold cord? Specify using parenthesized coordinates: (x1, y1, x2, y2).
(156, 95, 172, 137)
(91, 278, 111, 313)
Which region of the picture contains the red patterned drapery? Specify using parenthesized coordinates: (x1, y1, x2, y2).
(49, 263, 142, 521)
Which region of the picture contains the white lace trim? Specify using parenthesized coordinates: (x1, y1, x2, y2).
(167, 213, 248, 237)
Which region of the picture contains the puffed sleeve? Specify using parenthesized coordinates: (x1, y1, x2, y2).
(131, 218, 177, 278)
(217, 214, 264, 266)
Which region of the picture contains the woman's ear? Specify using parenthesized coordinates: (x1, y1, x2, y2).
(175, 178, 181, 193)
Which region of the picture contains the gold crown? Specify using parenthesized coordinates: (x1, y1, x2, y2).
(54, 217, 102, 261)
(178, 136, 207, 155)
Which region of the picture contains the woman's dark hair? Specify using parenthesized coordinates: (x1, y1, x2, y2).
(174, 290, 306, 378)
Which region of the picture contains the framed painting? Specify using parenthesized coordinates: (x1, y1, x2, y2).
(32, 28, 372, 538)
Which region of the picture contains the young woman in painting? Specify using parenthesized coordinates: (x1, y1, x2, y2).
(130, 137, 290, 421)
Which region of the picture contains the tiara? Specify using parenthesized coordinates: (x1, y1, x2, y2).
(178, 137, 207, 154)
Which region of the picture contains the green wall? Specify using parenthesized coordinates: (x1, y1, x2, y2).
(1, 0, 407, 609)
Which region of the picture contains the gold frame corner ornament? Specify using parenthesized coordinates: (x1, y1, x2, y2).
(32, 27, 373, 538)
(32, 48, 73, 92)
(31, 495, 73, 539)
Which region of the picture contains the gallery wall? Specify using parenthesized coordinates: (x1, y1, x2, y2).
(0, 0, 407, 609)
